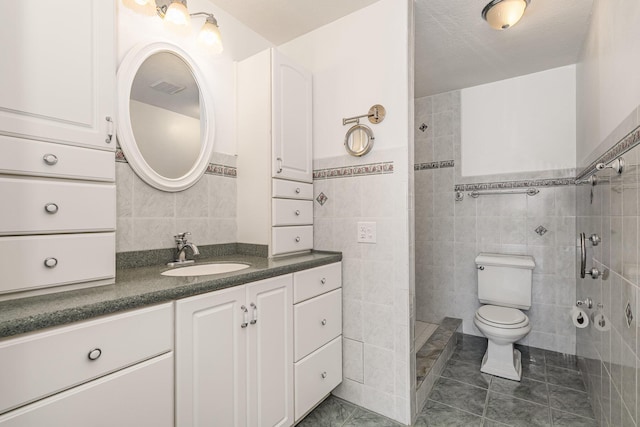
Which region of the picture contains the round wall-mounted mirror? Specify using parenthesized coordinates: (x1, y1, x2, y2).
(117, 42, 215, 192)
(344, 124, 374, 157)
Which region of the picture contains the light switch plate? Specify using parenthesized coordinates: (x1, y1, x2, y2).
(357, 222, 376, 243)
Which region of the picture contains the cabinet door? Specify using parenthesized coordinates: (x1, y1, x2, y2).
(272, 50, 313, 183)
(176, 286, 248, 427)
(0, 0, 115, 150)
(246, 275, 294, 427)
(0, 353, 173, 427)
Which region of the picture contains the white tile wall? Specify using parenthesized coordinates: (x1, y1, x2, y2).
(116, 153, 238, 251)
(415, 92, 578, 354)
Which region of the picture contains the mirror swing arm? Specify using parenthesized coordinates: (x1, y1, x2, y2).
(342, 104, 385, 157)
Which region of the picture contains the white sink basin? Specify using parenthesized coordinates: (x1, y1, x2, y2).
(161, 263, 250, 277)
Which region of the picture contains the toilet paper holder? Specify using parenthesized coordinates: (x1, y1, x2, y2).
(576, 298, 593, 309)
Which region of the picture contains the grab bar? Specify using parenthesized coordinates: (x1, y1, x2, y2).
(580, 232, 586, 279)
(468, 188, 539, 198)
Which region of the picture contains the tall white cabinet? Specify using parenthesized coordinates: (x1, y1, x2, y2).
(176, 275, 294, 427)
(237, 49, 314, 257)
(0, 0, 116, 298)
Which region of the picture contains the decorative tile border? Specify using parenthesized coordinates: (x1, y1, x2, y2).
(454, 177, 576, 192)
(313, 161, 394, 180)
(115, 148, 237, 178)
(414, 160, 455, 171)
(576, 125, 640, 180)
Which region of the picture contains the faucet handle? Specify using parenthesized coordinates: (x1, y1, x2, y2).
(175, 232, 191, 243)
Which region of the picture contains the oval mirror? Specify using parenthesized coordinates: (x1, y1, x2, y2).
(344, 124, 374, 157)
(117, 42, 215, 192)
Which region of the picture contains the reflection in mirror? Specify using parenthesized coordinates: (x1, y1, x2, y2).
(130, 52, 201, 179)
(344, 124, 374, 157)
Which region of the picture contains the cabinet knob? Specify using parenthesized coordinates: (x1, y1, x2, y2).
(43, 154, 58, 165)
(321, 319, 327, 326)
(44, 203, 59, 214)
(295, 210, 301, 216)
(44, 257, 58, 268)
(295, 188, 301, 194)
(320, 278, 326, 285)
(295, 236, 301, 243)
(321, 371, 327, 379)
(88, 348, 102, 361)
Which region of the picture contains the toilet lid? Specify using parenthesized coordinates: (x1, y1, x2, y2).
(477, 305, 526, 325)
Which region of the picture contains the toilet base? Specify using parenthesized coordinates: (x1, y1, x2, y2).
(480, 345, 522, 381)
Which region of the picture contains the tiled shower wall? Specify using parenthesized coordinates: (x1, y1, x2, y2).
(115, 152, 237, 252)
(577, 118, 640, 426)
(313, 148, 412, 423)
(414, 91, 578, 354)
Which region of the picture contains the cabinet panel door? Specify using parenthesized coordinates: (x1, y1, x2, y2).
(272, 50, 313, 183)
(176, 286, 247, 427)
(246, 275, 294, 427)
(0, 0, 115, 150)
(0, 353, 173, 427)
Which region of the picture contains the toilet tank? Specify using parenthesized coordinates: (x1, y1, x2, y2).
(476, 253, 535, 310)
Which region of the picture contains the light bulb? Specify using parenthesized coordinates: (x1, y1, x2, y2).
(164, 1, 190, 26)
(198, 19, 223, 53)
(483, 0, 528, 30)
(122, 0, 157, 15)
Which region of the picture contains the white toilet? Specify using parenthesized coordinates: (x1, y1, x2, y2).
(473, 253, 535, 381)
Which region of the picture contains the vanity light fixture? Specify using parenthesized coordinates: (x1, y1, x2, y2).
(482, 0, 530, 30)
(123, 0, 224, 53)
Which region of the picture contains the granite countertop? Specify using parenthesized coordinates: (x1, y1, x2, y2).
(0, 251, 342, 339)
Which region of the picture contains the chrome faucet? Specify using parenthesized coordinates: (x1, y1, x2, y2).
(168, 232, 200, 266)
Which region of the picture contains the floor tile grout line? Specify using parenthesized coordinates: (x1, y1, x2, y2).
(481, 375, 492, 420)
(423, 397, 485, 420)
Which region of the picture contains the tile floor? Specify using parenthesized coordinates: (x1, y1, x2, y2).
(299, 334, 597, 426)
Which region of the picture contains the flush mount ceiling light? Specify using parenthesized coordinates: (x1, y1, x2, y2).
(482, 0, 531, 30)
(123, 0, 223, 53)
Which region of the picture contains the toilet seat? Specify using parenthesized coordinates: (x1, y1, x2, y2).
(475, 305, 529, 329)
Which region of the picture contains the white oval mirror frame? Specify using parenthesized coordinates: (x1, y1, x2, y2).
(117, 42, 216, 192)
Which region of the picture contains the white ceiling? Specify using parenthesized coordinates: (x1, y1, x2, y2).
(415, 0, 594, 97)
(208, 0, 381, 46)
(207, 0, 594, 98)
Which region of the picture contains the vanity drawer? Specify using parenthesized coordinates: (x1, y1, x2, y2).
(294, 336, 342, 421)
(0, 135, 115, 182)
(0, 303, 173, 414)
(272, 199, 313, 226)
(293, 262, 342, 303)
(294, 289, 342, 361)
(0, 177, 115, 235)
(271, 225, 313, 255)
(0, 233, 115, 294)
(272, 179, 313, 200)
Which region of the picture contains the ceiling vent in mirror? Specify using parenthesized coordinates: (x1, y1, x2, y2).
(150, 80, 186, 95)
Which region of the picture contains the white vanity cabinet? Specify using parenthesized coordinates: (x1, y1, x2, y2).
(0, 0, 115, 150)
(176, 275, 294, 427)
(0, 0, 116, 298)
(0, 304, 174, 426)
(237, 49, 314, 257)
(292, 262, 343, 421)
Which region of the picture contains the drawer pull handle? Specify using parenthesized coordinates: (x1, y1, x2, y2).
(276, 157, 283, 173)
(295, 210, 301, 216)
(241, 305, 249, 328)
(250, 303, 258, 325)
(87, 348, 102, 361)
(295, 236, 301, 243)
(105, 116, 113, 144)
(43, 154, 58, 165)
(44, 203, 59, 214)
(44, 257, 58, 268)
(320, 278, 326, 285)
(321, 319, 327, 326)
(295, 188, 301, 194)
(321, 371, 327, 379)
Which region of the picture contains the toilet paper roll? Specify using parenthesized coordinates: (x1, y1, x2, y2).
(591, 311, 611, 332)
(570, 307, 589, 328)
